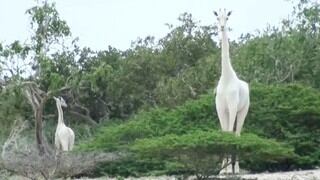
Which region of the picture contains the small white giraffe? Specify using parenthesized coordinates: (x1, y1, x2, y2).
(53, 96, 75, 152)
(214, 9, 250, 174)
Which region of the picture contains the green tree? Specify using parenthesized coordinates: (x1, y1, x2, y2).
(132, 131, 295, 179)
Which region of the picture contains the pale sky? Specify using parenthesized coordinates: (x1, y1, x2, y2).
(0, 0, 294, 51)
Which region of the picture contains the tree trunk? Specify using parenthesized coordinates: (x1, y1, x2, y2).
(35, 102, 45, 155)
(23, 83, 48, 156)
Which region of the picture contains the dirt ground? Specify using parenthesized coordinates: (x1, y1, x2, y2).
(5, 169, 320, 180)
(75, 169, 320, 180)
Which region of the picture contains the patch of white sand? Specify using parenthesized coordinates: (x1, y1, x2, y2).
(241, 169, 320, 180)
(7, 169, 320, 180)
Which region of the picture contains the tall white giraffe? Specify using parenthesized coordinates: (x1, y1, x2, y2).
(214, 9, 250, 174)
(53, 96, 75, 152)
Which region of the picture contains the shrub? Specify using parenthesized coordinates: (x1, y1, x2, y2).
(131, 130, 296, 179)
(80, 83, 320, 175)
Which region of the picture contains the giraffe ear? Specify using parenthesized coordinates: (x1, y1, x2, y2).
(227, 11, 232, 16)
(213, 11, 218, 16)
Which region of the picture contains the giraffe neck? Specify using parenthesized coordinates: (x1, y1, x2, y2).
(56, 102, 64, 125)
(220, 29, 236, 80)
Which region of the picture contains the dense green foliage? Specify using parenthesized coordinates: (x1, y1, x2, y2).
(247, 84, 320, 168)
(79, 92, 216, 151)
(133, 130, 294, 161)
(0, 0, 320, 178)
(132, 131, 295, 177)
(80, 83, 320, 176)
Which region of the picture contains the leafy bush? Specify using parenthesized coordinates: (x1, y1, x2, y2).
(79, 93, 217, 151)
(80, 83, 320, 176)
(131, 130, 295, 178)
(246, 83, 320, 169)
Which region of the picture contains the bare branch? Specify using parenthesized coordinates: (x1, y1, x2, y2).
(72, 103, 91, 116)
(20, 81, 41, 89)
(24, 88, 37, 111)
(47, 86, 71, 97)
(181, 76, 197, 97)
(43, 114, 56, 120)
(69, 110, 97, 126)
(2, 119, 28, 159)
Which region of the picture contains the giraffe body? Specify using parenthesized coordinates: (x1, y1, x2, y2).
(214, 9, 250, 174)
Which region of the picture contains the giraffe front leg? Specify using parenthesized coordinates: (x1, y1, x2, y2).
(234, 158, 240, 174)
(216, 95, 229, 131)
(227, 103, 238, 132)
(226, 91, 239, 132)
(220, 155, 232, 175)
(226, 94, 239, 174)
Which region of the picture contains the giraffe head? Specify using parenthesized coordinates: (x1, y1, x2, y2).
(213, 9, 232, 31)
(53, 96, 68, 108)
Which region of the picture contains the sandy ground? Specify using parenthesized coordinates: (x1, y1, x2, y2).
(77, 169, 320, 180)
(240, 169, 320, 180)
(6, 169, 320, 180)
